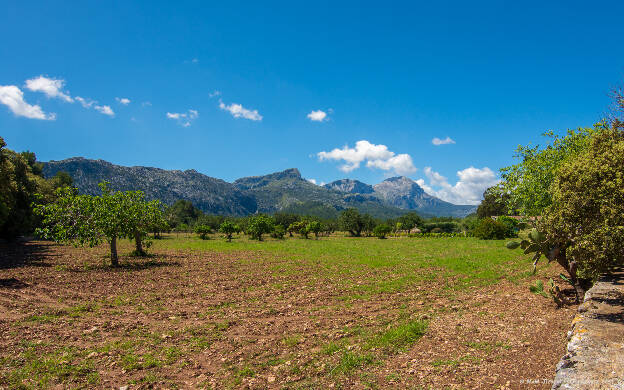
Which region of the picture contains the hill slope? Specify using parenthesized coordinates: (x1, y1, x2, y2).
(42, 158, 257, 216)
(373, 176, 476, 217)
(233, 169, 407, 219)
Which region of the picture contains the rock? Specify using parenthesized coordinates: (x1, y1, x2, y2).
(267, 376, 276, 383)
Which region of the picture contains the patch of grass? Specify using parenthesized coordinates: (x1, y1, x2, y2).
(329, 351, 375, 375)
(0, 345, 99, 388)
(282, 335, 302, 347)
(367, 319, 428, 353)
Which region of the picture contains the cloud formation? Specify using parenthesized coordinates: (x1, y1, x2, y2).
(219, 100, 262, 121)
(116, 97, 131, 105)
(432, 136, 456, 146)
(75, 96, 115, 116)
(166, 109, 198, 127)
(307, 110, 328, 122)
(417, 166, 499, 205)
(24, 76, 73, 102)
(0, 85, 56, 120)
(317, 140, 417, 175)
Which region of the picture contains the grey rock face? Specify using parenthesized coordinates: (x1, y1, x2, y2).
(43, 157, 257, 216)
(323, 179, 374, 194)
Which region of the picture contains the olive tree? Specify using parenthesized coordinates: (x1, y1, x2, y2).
(339, 208, 364, 237)
(36, 182, 164, 266)
(247, 214, 274, 241)
(219, 221, 239, 242)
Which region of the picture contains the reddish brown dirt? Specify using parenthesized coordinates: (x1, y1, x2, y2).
(0, 240, 575, 389)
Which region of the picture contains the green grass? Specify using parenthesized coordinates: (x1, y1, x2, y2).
(154, 234, 530, 294)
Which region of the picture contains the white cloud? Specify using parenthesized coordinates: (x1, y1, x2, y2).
(142, 101, 152, 107)
(166, 109, 198, 127)
(307, 178, 326, 186)
(0, 85, 56, 120)
(307, 109, 328, 122)
(24, 76, 73, 103)
(317, 140, 417, 175)
(75, 96, 114, 116)
(116, 97, 131, 105)
(94, 105, 114, 116)
(75, 96, 94, 108)
(209, 90, 221, 98)
(418, 166, 499, 205)
(432, 136, 456, 146)
(219, 100, 262, 121)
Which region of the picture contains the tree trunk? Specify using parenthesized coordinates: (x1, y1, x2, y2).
(552, 246, 585, 302)
(134, 231, 144, 255)
(110, 236, 119, 266)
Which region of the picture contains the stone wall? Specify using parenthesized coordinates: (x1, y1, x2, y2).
(552, 270, 624, 389)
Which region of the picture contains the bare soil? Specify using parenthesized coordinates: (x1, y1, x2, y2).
(0, 240, 575, 389)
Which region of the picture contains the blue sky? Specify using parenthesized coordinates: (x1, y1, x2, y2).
(1, 1, 623, 204)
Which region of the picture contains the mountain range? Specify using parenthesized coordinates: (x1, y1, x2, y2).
(42, 158, 477, 218)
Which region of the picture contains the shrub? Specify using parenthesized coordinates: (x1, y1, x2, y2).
(194, 224, 212, 240)
(472, 218, 512, 240)
(247, 215, 274, 241)
(307, 221, 323, 238)
(373, 224, 392, 239)
(219, 221, 239, 242)
(270, 225, 286, 239)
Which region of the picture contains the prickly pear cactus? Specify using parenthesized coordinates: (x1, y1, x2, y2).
(506, 228, 552, 273)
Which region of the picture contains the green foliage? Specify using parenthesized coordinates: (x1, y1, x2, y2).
(0, 137, 51, 239)
(306, 221, 323, 238)
(218, 221, 239, 242)
(246, 214, 274, 241)
(373, 224, 392, 239)
(423, 221, 460, 233)
(288, 220, 309, 238)
(194, 225, 212, 240)
(396, 212, 424, 232)
(270, 225, 286, 239)
(541, 126, 624, 280)
(166, 200, 201, 228)
(472, 218, 514, 240)
(35, 182, 166, 265)
(476, 184, 511, 218)
(339, 208, 365, 237)
(500, 127, 594, 216)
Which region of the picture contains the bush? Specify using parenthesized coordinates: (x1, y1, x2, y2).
(472, 218, 513, 240)
(247, 215, 274, 241)
(219, 221, 239, 242)
(270, 225, 286, 239)
(373, 224, 392, 239)
(194, 224, 212, 240)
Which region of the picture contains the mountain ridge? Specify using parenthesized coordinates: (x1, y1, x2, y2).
(42, 158, 476, 218)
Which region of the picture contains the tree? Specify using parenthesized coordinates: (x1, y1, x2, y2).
(288, 220, 309, 238)
(339, 208, 364, 237)
(219, 221, 239, 242)
(398, 212, 424, 233)
(500, 127, 594, 216)
(540, 126, 624, 292)
(36, 182, 162, 266)
(0, 137, 42, 240)
(274, 213, 300, 235)
(270, 225, 286, 239)
(194, 224, 212, 240)
(247, 214, 274, 241)
(166, 200, 201, 228)
(472, 218, 513, 240)
(476, 185, 511, 218)
(373, 224, 392, 239)
(361, 214, 377, 237)
(307, 221, 322, 239)
(124, 191, 166, 255)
